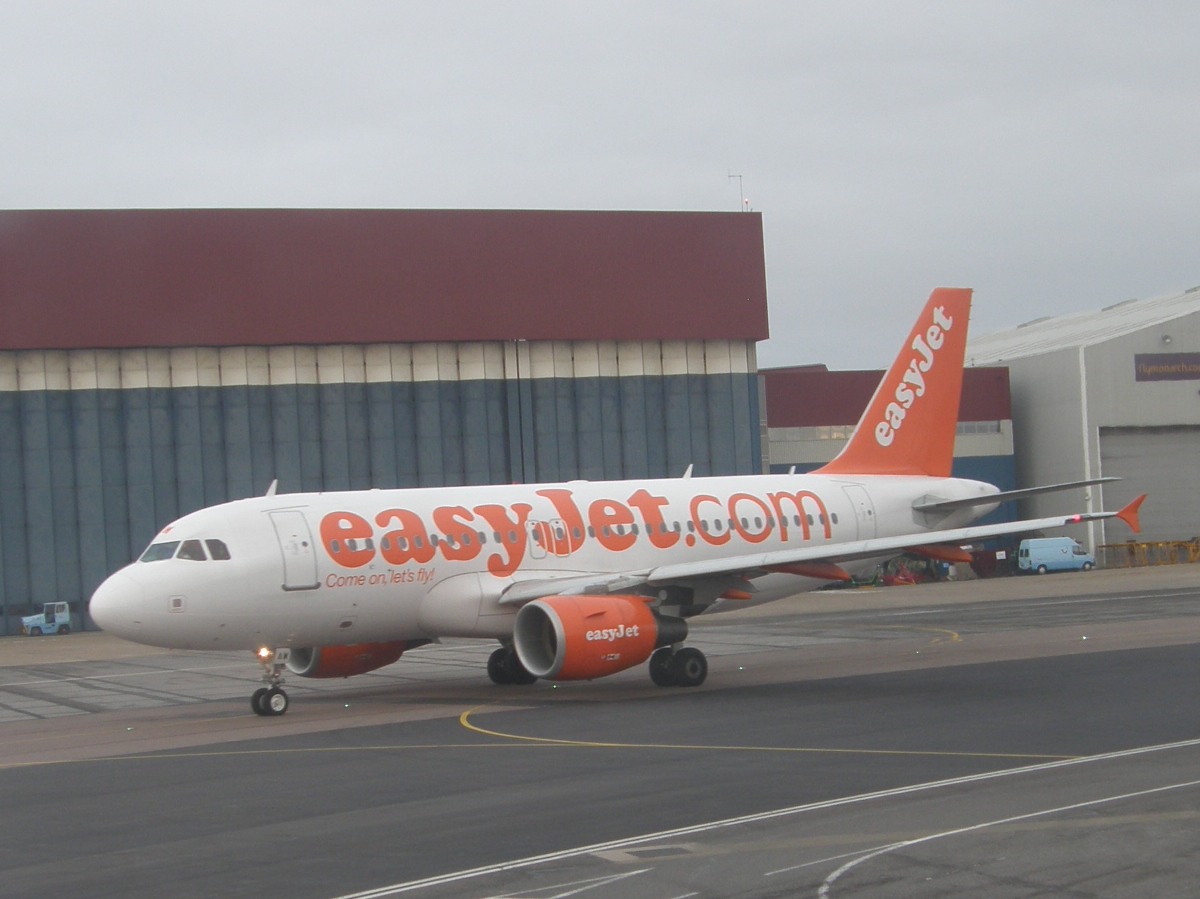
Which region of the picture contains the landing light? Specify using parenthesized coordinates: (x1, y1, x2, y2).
(257, 647, 274, 663)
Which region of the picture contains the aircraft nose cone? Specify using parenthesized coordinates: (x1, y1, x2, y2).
(89, 568, 145, 638)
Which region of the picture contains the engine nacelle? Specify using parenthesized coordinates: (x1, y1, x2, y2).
(513, 595, 687, 681)
(286, 641, 417, 679)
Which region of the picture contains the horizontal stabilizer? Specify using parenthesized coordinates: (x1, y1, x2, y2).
(913, 477, 1120, 513)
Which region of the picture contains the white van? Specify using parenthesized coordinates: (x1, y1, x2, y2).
(1017, 537, 1095, 574)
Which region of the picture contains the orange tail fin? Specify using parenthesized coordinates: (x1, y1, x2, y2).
(815, 288, 973, 477)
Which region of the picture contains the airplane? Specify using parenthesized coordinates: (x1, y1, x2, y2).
(89, 288, 1145, 716)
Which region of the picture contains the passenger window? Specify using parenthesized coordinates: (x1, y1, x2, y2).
(140, 541, 180, 562)
(205, 539, 231, 561)
(177, 539, 207, 561)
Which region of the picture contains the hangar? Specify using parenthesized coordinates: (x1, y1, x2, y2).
(966, 288, 1200, 549)
(0, 209, 768, 634)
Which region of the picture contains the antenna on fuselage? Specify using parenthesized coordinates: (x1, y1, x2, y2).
(682, 464, 694, 478)
(264, 479, 278, 497)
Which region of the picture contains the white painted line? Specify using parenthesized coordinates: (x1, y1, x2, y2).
(817, 777, 1200, 897)
(330, 737, 1200, 898)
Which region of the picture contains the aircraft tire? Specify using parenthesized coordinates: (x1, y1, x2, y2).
(251, 687, 270, 716)
(487, 648, 512, 685)
(263, 687, 289, 716)
(648, 648, 675, 687)
(504, 651, 538, 686)
(670, 648, 707, 687)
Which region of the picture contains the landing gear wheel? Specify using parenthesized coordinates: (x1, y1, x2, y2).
(649, 648, 675, 687)
(251, 687, 270, 716)
(504, 650, 538, 686)
(487, 648, 513, 685)
(487, 647, 538, 686)
(262, 687, 289, 716)
(669, 647, 708, 687)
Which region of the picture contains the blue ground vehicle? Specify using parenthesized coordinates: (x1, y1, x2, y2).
(1017, 537, 1095, 574)
(20, 602, 73, 635)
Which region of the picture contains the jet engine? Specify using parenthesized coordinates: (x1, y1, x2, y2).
(513, 594, 687, 681)
(286, 641, 418, 679)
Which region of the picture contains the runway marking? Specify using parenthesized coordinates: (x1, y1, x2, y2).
(816, 776, 1200, 897)
(877, 625, 962, 643)
(457, 706, 1069, 761)
(328, 738, 1200, 899)
(0, 702, 1070, 770)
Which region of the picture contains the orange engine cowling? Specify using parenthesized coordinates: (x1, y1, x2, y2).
(513, 595, 687, 681)
(286, 641, 420, 679)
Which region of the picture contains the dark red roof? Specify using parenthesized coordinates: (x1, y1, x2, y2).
(0, 209, 768, 350)
(764, 365, 1011, 425)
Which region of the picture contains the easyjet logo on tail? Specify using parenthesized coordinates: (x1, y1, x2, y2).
(874, 305, 954, 448)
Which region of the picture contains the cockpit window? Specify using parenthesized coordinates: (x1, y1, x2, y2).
(177, 539, 207, 561)
(140, 541, 181, 562)
(206, 539, 231, 560)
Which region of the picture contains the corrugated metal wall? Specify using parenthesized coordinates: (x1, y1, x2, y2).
(0, 340, 760, 633)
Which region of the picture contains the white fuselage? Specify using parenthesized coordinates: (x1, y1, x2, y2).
(89, 472, 998, 651)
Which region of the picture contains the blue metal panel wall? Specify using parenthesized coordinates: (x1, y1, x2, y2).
(0, 393, 29, 616)
(0, 371, 760, 634)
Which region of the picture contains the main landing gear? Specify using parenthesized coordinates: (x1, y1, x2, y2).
(487, 645, 538, 685)
(648, 646, 708, 687)
(252, 647, 291, 716)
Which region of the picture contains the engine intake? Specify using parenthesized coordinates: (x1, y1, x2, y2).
(513, 595, 687, 681)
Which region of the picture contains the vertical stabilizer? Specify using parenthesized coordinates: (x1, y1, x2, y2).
(815, 288, 972, 477)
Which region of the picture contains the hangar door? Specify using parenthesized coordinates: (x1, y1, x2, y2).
(1099, 426, 1200, 543)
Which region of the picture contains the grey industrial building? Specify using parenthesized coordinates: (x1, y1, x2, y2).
(0, 209, 768, 634)
(966, 288, 1200, 549)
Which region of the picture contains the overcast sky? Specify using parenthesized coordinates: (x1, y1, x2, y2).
(3, 2, 1198, 369)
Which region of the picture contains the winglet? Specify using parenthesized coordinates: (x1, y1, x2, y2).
(815, 288, 973, 477)
(1116, 494, 1146, 534)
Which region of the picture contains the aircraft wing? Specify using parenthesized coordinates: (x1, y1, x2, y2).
(497, 495, 1144, 605)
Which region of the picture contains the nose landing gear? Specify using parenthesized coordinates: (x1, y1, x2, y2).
(252, 647, 291, 716)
